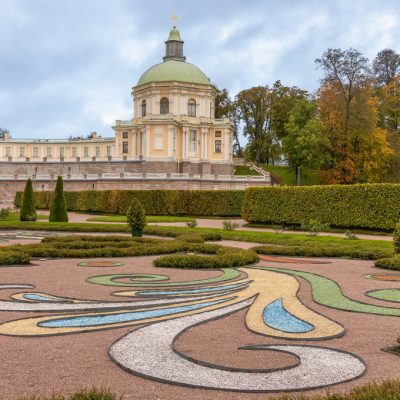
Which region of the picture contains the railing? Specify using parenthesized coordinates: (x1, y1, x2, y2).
(0, 173, 271, 182)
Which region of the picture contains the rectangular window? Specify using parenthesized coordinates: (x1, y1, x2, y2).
(84, 147, 89, 157)
(123, 132, 129, 139)
(60, 147, 64, 157)
(19, 147, 25, 157)
(5, 147, 11, 157)
(106, 146, 111, 157)
(215, 140, 222, 153)
(215, 131, 222, 138)
(72, 147, 77, 157)
(47, 147, 52, 157)
(95, 146, 100, 157)
(33, 147, 38, 157)
(122, 141, 129, 153)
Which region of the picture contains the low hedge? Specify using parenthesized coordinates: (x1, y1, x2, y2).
(14, 190, 245, 217)
(0, 250, 30, 265)
(375, 255, 400, 270)
(242, 184, 400, 231)
(394, 223, 400, 253)
(154, 247, 259, 269)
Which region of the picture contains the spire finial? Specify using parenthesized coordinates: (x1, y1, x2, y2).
(172, 15, 178, 27)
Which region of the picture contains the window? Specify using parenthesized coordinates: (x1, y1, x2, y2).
(141, 100, 147, 117)
(33, 147, 38, 157)
(107, 146, 111, 157)
(123, 132, 129, 139)
(215, 140, 222, 153)
(215, 131, 222, 138)
(154, 128, 163, 150)
(60, 147, 64, 158)
(72, 147, 77, 157)
(5, 147, 11, 157)
(19, 147, 25, 157)
(47, 147, 52, 157)
(189, 130, 197, 153)
(160, 97, 169, 114)
(188, 99, 196, 117)
(122, 141, 129, 153)
(95, 147, 100, 157)
(84, 147, 89, 157)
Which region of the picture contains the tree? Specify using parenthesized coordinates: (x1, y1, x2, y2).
(373, 49, 400, 86)
(282, 99, 330, 185)
(126, 198, 146, 237)
(235, 86, 273, 164)
(20, 179, 37, 221)
(214, 86, 242, 156)
(318, 81, 392, 183)
(49, 176, 68, 222)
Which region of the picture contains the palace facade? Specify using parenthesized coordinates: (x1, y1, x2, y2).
(0, 25, 234, 175)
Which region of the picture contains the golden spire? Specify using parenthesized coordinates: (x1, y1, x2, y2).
(172, 15, 178, 27)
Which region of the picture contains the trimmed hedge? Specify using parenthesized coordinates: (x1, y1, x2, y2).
(375, 255, 400, 270)
(154, 247, 259, 269)
(14, 190, 245, 217)
(242, 184, 400, 231)
(394, 223, 400, 253)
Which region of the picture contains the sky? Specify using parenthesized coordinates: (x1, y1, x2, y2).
(0, 0, 399, 139)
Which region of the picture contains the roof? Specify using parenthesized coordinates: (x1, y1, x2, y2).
(137, 59, 210, 86)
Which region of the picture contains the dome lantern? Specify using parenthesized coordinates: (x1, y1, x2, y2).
(163, 25, 186, 62)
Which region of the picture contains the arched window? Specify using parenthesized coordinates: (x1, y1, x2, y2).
(160, 97, 169, 114)
(188, 99, 196, 117)
(141, 100, 147, 117)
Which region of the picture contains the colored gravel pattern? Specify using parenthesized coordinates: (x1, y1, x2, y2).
(261, 267, 400, 316)
(77, 261, 125, 267)
(263, 299, 314, 333)
(364, 274, 400, 281)
(110, 299, 366, 392)
(366, 289, 400, 303)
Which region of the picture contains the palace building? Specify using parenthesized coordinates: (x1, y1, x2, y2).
(0, 25, 235, 175)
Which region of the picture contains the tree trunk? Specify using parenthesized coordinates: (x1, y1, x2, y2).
(296, 165, 302, 186)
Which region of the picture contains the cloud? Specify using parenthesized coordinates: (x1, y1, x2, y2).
(0, 0, 399, 139)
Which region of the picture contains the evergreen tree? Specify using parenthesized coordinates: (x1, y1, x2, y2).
(126, 198, 146, 237)
(49, 176, 68, 222)
(20, 178, 37, 221)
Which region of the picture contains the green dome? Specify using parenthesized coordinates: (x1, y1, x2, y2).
(137, 60, 210, 86)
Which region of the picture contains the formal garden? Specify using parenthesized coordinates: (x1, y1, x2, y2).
(0, 178, 400, 399)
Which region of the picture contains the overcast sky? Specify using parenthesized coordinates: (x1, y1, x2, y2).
(1, 0, 399, 139)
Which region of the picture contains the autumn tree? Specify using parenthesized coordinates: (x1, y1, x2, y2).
(282, 99, 330, 185)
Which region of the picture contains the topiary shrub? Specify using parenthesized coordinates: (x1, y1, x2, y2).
(375, 255, 400, 270)
(49, 176, 68, 222)
(20, 178, 37, 222)
(127, 198, 146, 237)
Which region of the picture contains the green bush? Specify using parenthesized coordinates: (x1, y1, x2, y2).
(126, 198, 146, 236)
(0, 208, 10, 219)
(15, 190, 245, 217)
(0, 250, 30, 265)
(242, 184, 400, 231)
(20, 179, 37, 222)
(49, 176, 68, 222)
(154, 247, 259, 269)
(21, 387, 118, 400)
(222, 220, 240, 230)
(176, 232, 205, 243)
(375, 255, 400, 270)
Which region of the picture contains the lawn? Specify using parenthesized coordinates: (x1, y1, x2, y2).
(263, 165, 321, 186)
(233, 165, 260, 176)
(86, 215, 194, 223)
(0, 212, 48, 222)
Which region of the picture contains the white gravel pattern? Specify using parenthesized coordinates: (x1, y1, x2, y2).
(0, 284, 34, 290)
(0, 294, 217, 312)
(110, 300, 366, 392)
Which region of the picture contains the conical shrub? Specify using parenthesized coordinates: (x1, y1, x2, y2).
(20, 178, 37, 221)
(49, 176, 68, 222)
(126, 198, 146, 237)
